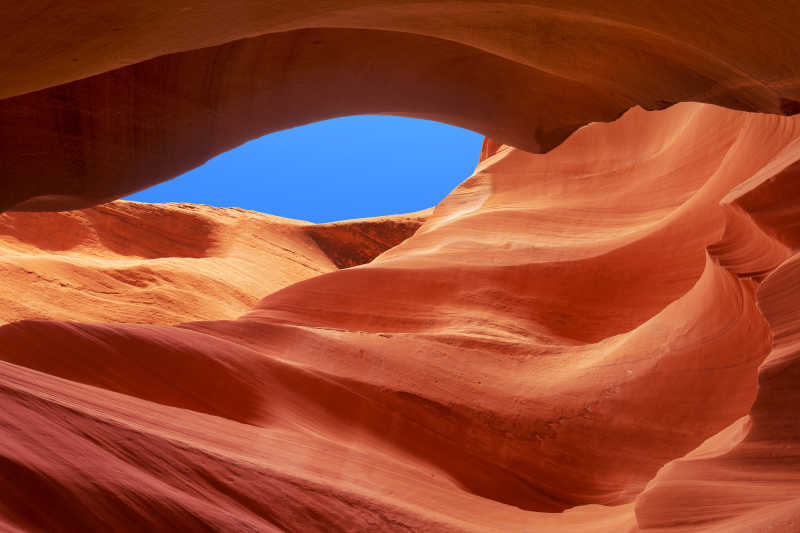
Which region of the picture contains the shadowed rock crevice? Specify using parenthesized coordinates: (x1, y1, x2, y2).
(305, 210, 430, 268)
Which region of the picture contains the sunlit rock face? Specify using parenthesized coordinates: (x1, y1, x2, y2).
(3, 4, 800, 532)
(2, 102, 800, 532)
(0, 202, 428, 325)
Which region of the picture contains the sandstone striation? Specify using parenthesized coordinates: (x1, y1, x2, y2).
(0, 202, 427, 324)
(3, 4, 800, 531)
(1, 103, 800, 531)
(4, 3, 800, 210)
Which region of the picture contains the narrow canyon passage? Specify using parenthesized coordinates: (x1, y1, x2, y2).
(1, 102, 800, 532)
(4, 4, 800, 531)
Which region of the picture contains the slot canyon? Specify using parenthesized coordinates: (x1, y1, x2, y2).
(2, 3, 800, 532)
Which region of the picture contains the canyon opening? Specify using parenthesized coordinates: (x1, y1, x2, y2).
(2, 4, 800, 533)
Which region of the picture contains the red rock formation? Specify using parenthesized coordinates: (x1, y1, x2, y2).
(5, 5, 800, 529)
(0, 202, 427, 324)
(634, 254, 800, 532)
(633, 150, 800, 533)
(4, 3, 800, 210)
(2, 102, 800, 531)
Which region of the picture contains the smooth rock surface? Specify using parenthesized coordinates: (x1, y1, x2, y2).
(0, 201, 427, 324)
(2, 103, 800, 531)
(4, 3, 800, 210)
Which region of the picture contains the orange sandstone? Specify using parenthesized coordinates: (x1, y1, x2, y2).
(3, 4, 800, 530)
(1, 103, 800, 531)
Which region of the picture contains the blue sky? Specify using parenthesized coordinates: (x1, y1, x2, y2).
(126, 115, 484, 223)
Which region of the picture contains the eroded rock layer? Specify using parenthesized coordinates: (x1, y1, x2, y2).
(0, 202, 427, 324)
(2, 102, 800, 531)
(4, 2, 800, 210)
(633, 150, 800, 533)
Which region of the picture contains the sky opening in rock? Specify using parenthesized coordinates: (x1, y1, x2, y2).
(125, 115, 484, 223)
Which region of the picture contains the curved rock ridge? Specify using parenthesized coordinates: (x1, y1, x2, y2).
(0, 201, 428, 324)
(3, 102, 800, 531)
(632, 254, 800, 533)
(4, 3, 800, 210)
(632, 152, 800, 532)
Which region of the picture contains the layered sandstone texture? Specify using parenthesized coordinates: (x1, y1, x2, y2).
(4, 2, 800, 532)
(0, 202, 428, 324)
(2, 102, 800, 532)
(4, 2, 800, 211)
